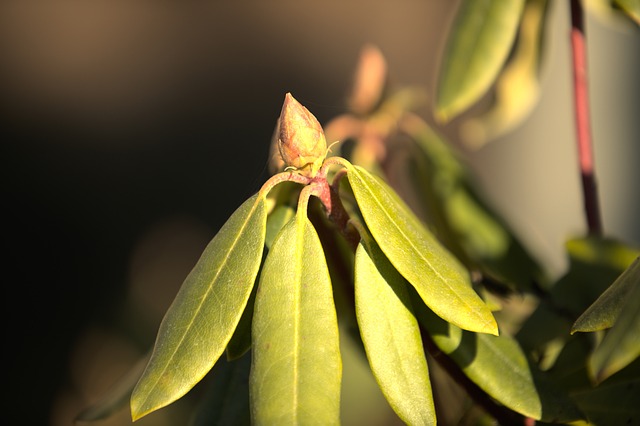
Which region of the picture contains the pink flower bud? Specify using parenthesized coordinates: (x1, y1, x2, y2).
(277, 93, 327, 177)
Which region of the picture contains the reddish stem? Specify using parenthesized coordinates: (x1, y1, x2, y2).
(570, 0, 603, 235)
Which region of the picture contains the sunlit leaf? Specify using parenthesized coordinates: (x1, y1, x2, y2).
(415, 299, 584, 422)
(354, 239, 436, 425)
(588, 258, 640, 383)
(131, 194, 267, 421)
(250, 211, 341, 425)
(460, 0, 549, 148)
(435, 0, 526, 121)
(345, 163, 498, 335)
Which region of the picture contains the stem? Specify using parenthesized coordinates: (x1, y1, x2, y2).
(259, 170, 312, 197)
(570, 0, 603, 235)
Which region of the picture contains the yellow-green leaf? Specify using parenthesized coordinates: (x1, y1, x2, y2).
(354, 239, 436, 425)
(131, 194, 267, 421)
(346, 163, 498, 335)
(250, 211, 341, 425)
(435, 0, 526, 121)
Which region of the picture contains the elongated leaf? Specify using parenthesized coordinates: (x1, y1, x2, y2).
(131, 194, 267, 420)
(346, 163, 498, 335)
(355, 239, 436, 425)
(436, 0, 526, 121)
(588, 260, 640, 383)
(250, 212, 341, 425)
(415, 299, 584, 422)
(517, 237, 639, 354)
(573, 257, 640, 333)
(460, 0, 549, 148)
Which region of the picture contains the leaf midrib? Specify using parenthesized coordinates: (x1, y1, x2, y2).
(352, 167, 490, 327)
(138, 196, 263, 409)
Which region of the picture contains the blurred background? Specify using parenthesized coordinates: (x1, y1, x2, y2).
(1, 1, 638, 425)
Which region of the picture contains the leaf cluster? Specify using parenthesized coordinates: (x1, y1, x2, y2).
(78, 2, 640, 425)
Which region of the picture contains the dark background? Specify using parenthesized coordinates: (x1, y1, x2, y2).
(1, 2, 638, 425)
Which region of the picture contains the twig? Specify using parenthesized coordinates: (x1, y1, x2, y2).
(570, 0, 603, 235)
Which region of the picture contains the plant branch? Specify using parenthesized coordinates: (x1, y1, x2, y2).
(570, 0, 603, 235)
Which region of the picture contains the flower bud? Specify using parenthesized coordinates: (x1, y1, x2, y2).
(277, 92, 327, 177)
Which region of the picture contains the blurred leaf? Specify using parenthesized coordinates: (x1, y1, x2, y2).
(192, 353, 251, 426)
(250, 211, 341, 425)
(131, 194, 267, 421)
(460, 0, 549, 148)
(585, 0, 640, 27)
(435, 0, 526, 121)
(612, 0, 640, 24)
(401, 116, 546, 292)
(415, 299, 584, 422)
(573, 257, 640, 333)
(588, 258, 640, 383)
(354, 239, 436, 425)
(76, 354, 149, 422)
(517, 237, 638, 366)
(554, 237, 639, 316)
(345, 163, 498, 335)
(571, 361, 640, 426)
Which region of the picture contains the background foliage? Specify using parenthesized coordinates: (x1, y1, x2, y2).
(2, 1, 639, 425)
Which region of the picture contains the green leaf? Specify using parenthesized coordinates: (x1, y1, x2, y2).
(415, 300, 584, 422)
(588, 258, 640, 383)
(345, 163, 498, 335)
(435, 0, 526, 121)
(459, 0, 549, 148)
(403, 118, 546, 292)
(354, 239, 436, 425)
(517, 236, 639, 353)
(131, 194, 267, 421)
(250, 211, 341, 425)
(573, 257, 640, 333)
